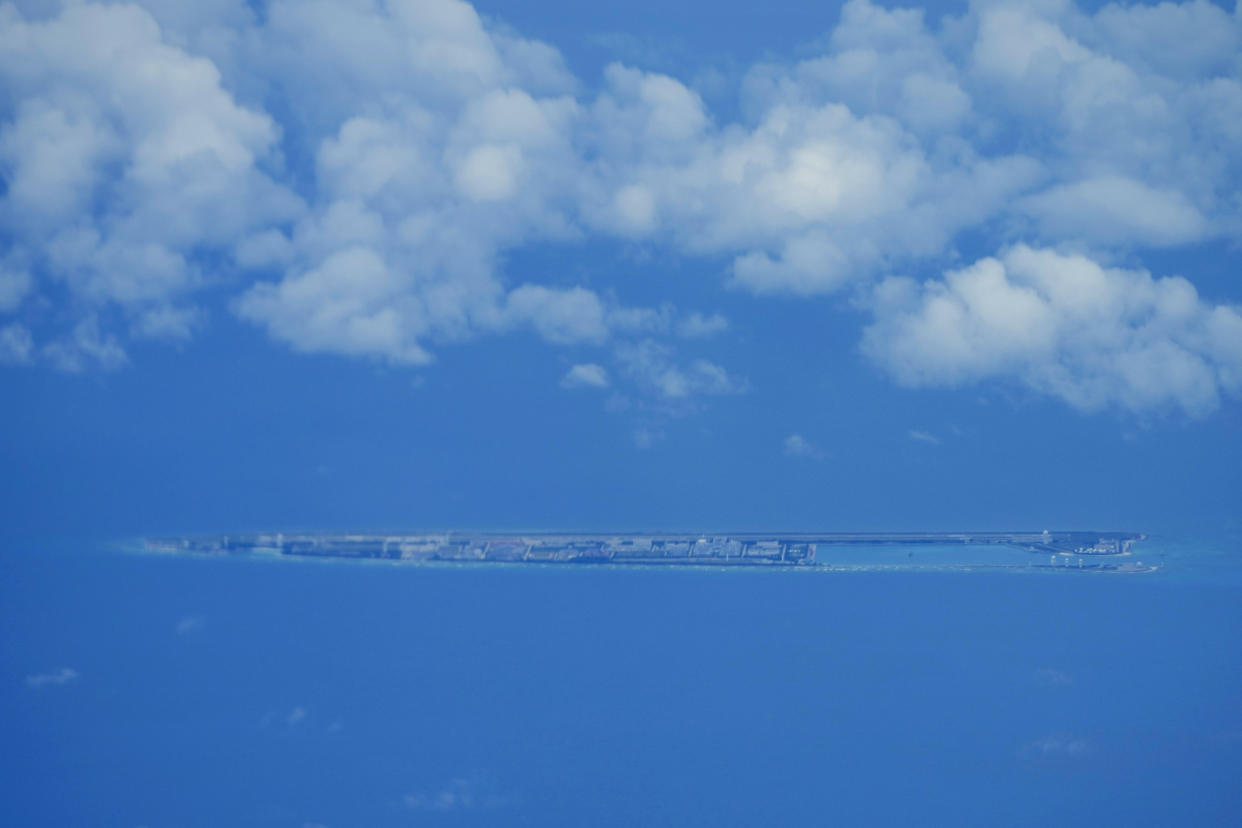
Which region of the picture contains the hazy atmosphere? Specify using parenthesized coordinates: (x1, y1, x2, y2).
(2, 1, 1241, 825)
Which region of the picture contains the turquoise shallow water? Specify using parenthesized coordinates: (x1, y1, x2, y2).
(2, 536, 1240, 826)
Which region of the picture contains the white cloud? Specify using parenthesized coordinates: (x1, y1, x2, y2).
(454, 144, 523, 202)
(1, 0, 1240, 424)
(967, 0, 1241, 239)
(499, 285, 609, 345)
(1019, 176, 1208, 247)
(615, 339, 746, 399)
(132, 306, 201, 342)
(897, 72, 971, 133)
(404, 776, 508, 812)
(43, 317, 128, 373)
(222, 1, 613, 365)
(236, 247, 435, 365)
(863, 246, 1242, 417)
(610, 184, 657, 236)
(588, 91, 1008, 297)
(25, 667, 78, 688)
(0, 2, 300, 245)
(742, 0, 969, 134)
(0, 323, 33, 365)
(0, 1, 300, 357)
(907, 429, 941, 445)
(590, 63, 710, 161)
(0, 264, 31, 312)
(784, 433, 825, 459)
(731, 231, 856, 296)
(676, 311, 729, 339)
(561, 363, 610, 389)
(721, 0, 1242, 271)
(1092, 0, 1241, 80)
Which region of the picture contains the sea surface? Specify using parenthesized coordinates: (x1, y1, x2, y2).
(2, 534, 1240, 826)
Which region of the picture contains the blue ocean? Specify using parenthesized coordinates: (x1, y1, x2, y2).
(3, 535, 1240, 827)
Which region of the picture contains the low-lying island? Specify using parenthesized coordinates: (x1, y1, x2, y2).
(143, 530, 1155, 572)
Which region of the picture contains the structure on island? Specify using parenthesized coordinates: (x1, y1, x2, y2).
(143, 530, 1154, 573)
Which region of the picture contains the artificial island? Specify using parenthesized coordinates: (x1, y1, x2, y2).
(143, 530, 1155, 573)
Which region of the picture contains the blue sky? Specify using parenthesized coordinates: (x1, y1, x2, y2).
(1, 0, 1240, 540)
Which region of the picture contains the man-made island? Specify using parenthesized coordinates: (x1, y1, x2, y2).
(143, 531, 1155, 573)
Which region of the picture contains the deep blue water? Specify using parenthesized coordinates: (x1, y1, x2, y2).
(2, 539, 1241, 827)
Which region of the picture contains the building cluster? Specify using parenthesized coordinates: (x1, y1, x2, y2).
(145, 530, 1147, 571)
(168, 533, 818, 566)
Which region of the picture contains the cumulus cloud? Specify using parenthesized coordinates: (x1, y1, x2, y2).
(235, 247, 436, 365)
(0, 0, 598, 370)
(561, 363, 610, 389)
(0, 1, 300, 323)
(42, 317, 128, 373)
(1018, 177, 1209, 247)
(863, 246, 1242, 417)
(600, 0, 1242, 292)
(784, 433, 826, 459)
(499, 286, 610, 345)
(218, 1, 725, 369)
(588, 79, 1033, 296)
(132, 305, 201, 342)
(221, 0, 607, 365)
(25, 667, 79, 688)
(615, 339, 747, 399)
(677, 311, 729, 339)
(2, 0, 1241, 422)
